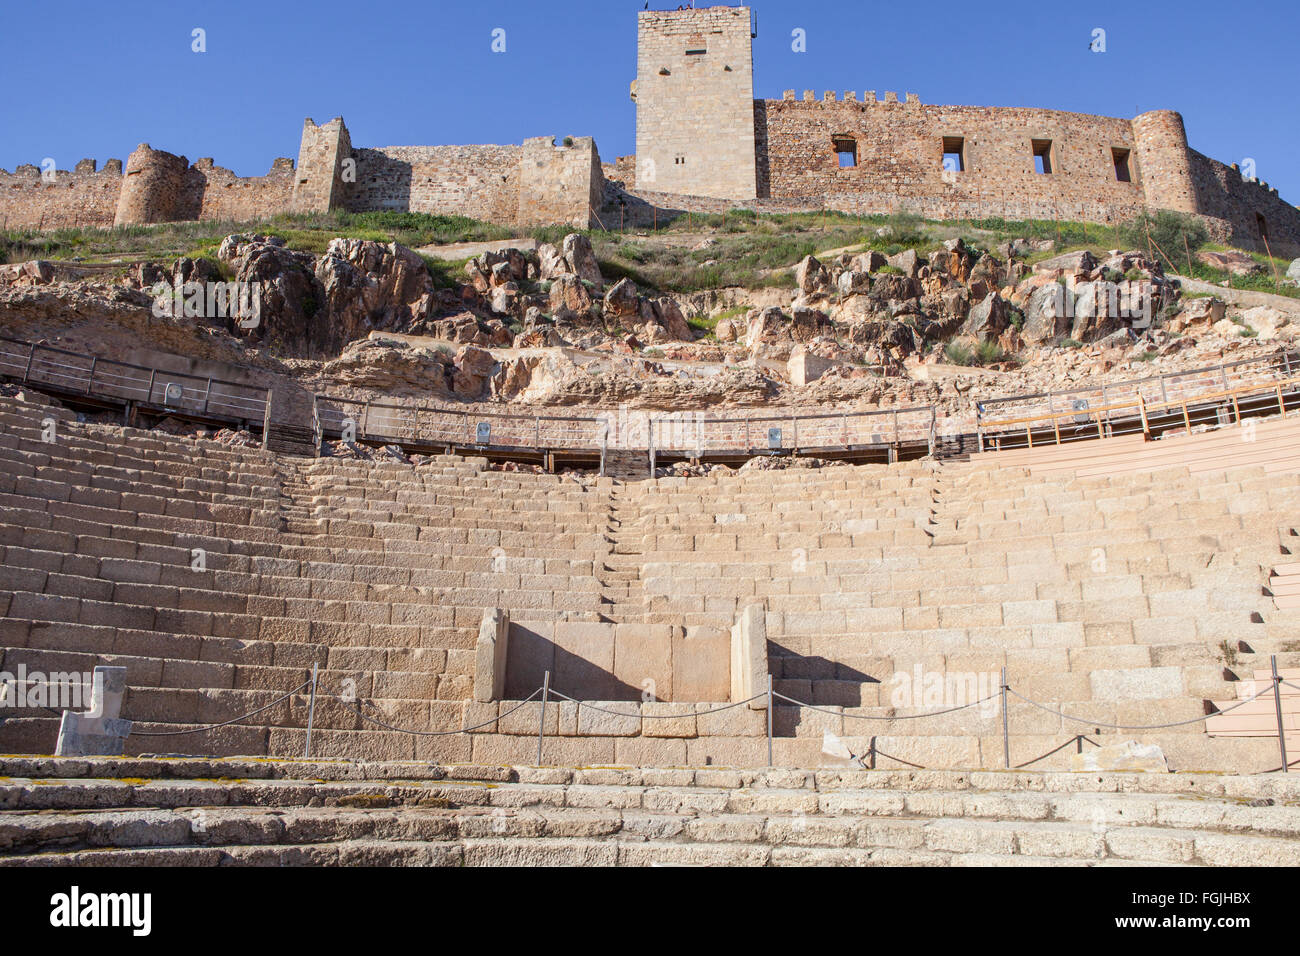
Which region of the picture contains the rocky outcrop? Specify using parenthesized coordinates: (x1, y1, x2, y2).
(216, 235, 436, 356)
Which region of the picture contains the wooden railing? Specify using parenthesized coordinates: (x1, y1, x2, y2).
(3, 332, 1297, 461)
(978, 372, 1300, 451)
(0, 336, 273, 444)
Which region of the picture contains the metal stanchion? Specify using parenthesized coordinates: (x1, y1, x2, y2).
(1001, 666, 1010, 769)
(1272, 656, 1289, 773)
(304, 662, 319, 759)
(766, 674, 774, 767)
(537, 671, 551, 766)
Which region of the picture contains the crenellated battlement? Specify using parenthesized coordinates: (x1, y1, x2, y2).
(2, 3, 1296, 254)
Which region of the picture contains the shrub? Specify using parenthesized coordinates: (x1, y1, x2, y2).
(974, 341, 1006, 365)
(943, 340, 973, 365)
(1120, 209, 1208, 260)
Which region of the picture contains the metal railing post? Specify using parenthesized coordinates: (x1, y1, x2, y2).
(86, 357, 97, 395)
(262, 389, 273, 450)
(648, 418, 656, 477)
(304, 662, 319, 759)
(766, 674, 774, 767)
(1001, 667, 1010, 769)
(22, 343, 35, 383)
(1272, 656, 1289, 773)
(537, 671, 551, 766)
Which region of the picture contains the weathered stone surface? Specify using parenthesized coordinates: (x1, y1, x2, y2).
(1238, 305, 1288, 340)
(603, 277, 640, 319)
(1070, 741, 1168, 773)
(795, 255, 831, 295)
(961, 293, 1008, 342)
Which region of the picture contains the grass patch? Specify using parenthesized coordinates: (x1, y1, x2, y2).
(1, 211, 512, 265)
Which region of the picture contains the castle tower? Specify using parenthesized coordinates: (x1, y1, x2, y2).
(634, 5, 758, 200)
(292, 117, 352, 214)
(114, 145, 189, 225)
(1131, 110, 1199, 215)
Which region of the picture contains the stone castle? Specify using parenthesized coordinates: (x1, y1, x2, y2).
(2, 4, 1297, 256)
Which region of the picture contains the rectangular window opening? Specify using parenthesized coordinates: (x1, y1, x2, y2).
(1257, 213, 1269, 242)
(1112, 147, 1131, 183)
(833, 137, 857, 169)
(941, 136, 965, 173)
(685, 47, 707, 56)
(1032, 139, 1053, 175)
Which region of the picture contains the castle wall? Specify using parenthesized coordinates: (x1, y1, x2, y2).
(635, 6, 757, 199)
(188, 158, 296, 223)
(1187, 150, 1300, 258)
(517, 137, 604, 229)
(115, 145, 191, 225)
(757, 95, 1146, 223)
(344, 144, 523, 224)
(0, 159, 123, 230)
(292, 118, 352, 215)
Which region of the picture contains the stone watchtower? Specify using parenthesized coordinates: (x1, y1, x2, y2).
(633, 5, 757, 200)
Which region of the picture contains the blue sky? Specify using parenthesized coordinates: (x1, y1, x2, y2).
(2, 0, 1296, 202)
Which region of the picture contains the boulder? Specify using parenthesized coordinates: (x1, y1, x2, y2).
(869, 273, 921, 303)
(787, 346, 835, 387)
(837, 270, 871, 296)
(1021, 282, 1069, 344)
(1035, 250, 1097, 275)
(795, 255, 831, 295)
(1171, 296, 1226, 331)
(652, 297, 693, 341)
(312, 239, 435, 352)
(562, 234, 603, 290)
(1068, 281, 1122, 342)
(548, 273, 592, 315)
(961, 293, 1008, 342)
(1287, 258, 1300, 283)
(746, 307, 790, 348)
(603, 277, 641, 319)
(1197, 250, 1265, 277)
(715, 317, 740, 343)
(537, 243, 570, 281)
(886, 249, 922, 277)
(850, 251, 888, 274)
(451, 345, 498, 398)
(790, 305, 829, 343)
(1238, 306, 1289, 340)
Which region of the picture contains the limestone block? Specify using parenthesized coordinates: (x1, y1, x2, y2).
(55, 667, 132, 757)
(1089, 666, 1183, 701)
(730, 603, 768, 710)
(472, 607, 509, 702)
(1070, 740, 1168, 772)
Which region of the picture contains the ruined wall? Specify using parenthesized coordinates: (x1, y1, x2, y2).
(635, 6, 757, 199)
(757, 93, 1146, 223)
(113, 145, 297, 226)
(292, 117, 352, 215)
(344, 144, 523, 223)
(0, 159, 123, 230)
(115, 145, 191, 225)
(188, 158, 296, 223)
(1187, 151, 1300, 258)
(517, 137, 604, 229)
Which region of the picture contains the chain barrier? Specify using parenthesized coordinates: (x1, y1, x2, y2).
(111, 659, 1294, 774)
(131, 680, 312, 736)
